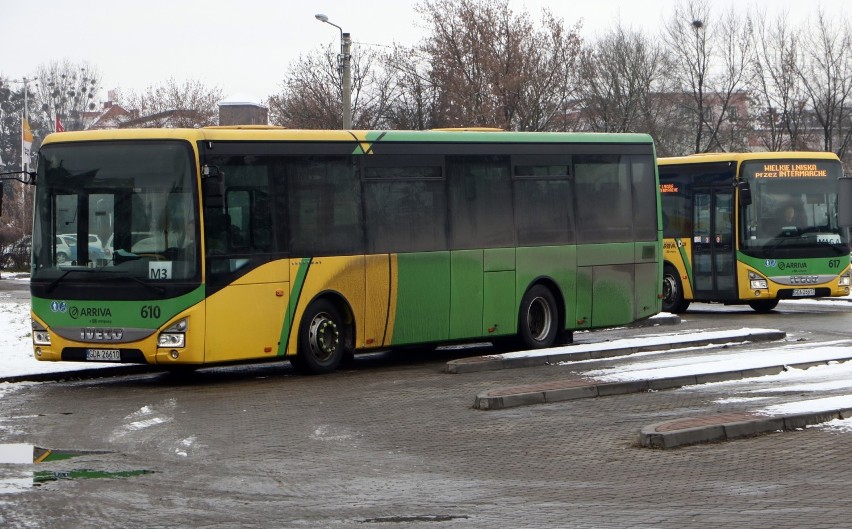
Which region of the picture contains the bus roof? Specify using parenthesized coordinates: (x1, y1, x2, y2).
(658, 151, 841, 166)
(41, 127, 654, 147)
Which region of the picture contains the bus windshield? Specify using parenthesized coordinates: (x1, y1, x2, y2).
(739, 159, 847, 258)
(32, 141, 200, 290)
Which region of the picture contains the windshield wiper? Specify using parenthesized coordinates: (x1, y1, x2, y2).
(821, 240, 850, 254)
(46, 268, 99, 293)
(763, 234, 798, 254)
(97, 269, 166, 296)
(119, 273, 166, 296)
(45, 268, 166, 296)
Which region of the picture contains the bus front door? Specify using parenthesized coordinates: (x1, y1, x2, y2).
(692, 188, 737, 301)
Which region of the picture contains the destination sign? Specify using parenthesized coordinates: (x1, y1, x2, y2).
(753, 162, 828, 178)
(660, 183, 679, 193)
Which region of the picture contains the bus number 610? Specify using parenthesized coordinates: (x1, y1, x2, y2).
(141, 305, 161, 319)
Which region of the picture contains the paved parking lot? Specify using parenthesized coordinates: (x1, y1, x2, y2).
(2, 305, 852, 529)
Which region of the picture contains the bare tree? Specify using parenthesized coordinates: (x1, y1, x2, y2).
(749, 9, 814, 151)
(32, 60, 101, 132)
(413, 0, 582, 131)
(0, 180, 33, 258)
(268, 40, 393, 129)
(381, 45, 441, 130)
(0, 79, 27, 172)
(120, 79, 224, 128)
(664, 0, 754, 154)
(575, 24, 670, 134)
(798, 8, 852, 161)
(0, 78, 41, 243)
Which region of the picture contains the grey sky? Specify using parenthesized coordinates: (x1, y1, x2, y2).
(0, 0, 846, 103)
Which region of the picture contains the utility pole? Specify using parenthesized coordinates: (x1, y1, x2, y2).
(315, 14, 352, 129)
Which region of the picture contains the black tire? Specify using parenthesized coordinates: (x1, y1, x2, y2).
(518, 285, 559, 350)
(293, 299, 348, 375)
(748, 299, 779, 313)
(662, 266, 690, 313)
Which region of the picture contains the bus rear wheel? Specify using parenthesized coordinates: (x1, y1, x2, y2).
(662, 266, 690, 313)
(518, 285, 559, 350)
(748, 299, 779, 313)
(293, 299, 349, 375)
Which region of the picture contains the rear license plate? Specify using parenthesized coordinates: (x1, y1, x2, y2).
(85, 349, 121, 362)
(792, 288, 816, 297)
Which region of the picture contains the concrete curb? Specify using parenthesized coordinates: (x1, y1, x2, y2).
(0, 365, 157, 384)
(450, 329, 786, 375)
(638, 407, 852, 449)
(473, 354, 852, 410)
(626, 314, 682, 327)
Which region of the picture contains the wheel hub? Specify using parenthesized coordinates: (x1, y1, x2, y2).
(527, 296, 553, 342)
(308, 314, 339, 361)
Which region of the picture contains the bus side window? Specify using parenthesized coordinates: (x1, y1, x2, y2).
(226, 189, 250, 249)
(252, 191, 273, 251)
(205, 210, 231, 254)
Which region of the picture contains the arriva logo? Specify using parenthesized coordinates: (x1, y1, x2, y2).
(765, 259, 777, 268)
(68, 306, 113, 320)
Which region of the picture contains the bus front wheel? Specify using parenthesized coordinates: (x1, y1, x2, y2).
(748, 299, 779, 313)
(518, 285, 559, 349)
(294, 299, 348, 375)
(662, 266, 690, 314)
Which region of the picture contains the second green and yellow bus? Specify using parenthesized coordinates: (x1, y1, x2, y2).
(659, 151, 850, 313)
(27, 127, 661, 374)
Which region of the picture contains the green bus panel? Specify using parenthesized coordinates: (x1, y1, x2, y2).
(635, 262, 661, 319)
(738, 252, 841, 277)
(591, 264, 635, 327)
(32, 287, 205, 330)
(393, 252, 451, 345)
(449, 250, 484, 340)
(484, 247, 516, 272)
(576, 243, 640, 328)
(483, 270, 516, 337)
(575, 266, 593, 329)
(577, 242, 636, 266)
(635, 239, 663, 320)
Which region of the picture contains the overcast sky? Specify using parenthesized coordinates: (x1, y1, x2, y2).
(1, 0, 848, 104)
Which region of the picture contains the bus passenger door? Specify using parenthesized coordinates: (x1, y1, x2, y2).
(692, 188, 736, 300)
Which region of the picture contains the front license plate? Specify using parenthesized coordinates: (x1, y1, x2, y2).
(85, 349, 121, 362)
(792, 288, 816, 297)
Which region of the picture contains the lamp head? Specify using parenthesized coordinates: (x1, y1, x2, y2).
(315, 13, 329, 23)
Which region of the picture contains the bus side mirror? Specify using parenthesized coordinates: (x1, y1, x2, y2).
(0, 170, 37, 216)
(202, 165, 224, 209)
(736, 180, 752, 207)
(838, 177, 852, 228)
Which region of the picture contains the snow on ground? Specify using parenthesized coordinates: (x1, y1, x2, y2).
(2, 273, 852, 431)
(582, 340, 852, 382)
(0, 274, 113, 377)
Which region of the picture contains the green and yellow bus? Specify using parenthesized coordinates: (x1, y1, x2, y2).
(659, 151, 851, 313)
(28, 127, 661, 374)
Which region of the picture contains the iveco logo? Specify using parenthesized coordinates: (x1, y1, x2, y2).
(80, 328, 124, 341)
(790, 276, 819, 284)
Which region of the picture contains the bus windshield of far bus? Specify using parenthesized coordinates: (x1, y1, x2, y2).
(31, 141, 200, 298)
(739, 159, 848, 259)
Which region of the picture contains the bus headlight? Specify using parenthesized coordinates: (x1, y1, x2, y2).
(839, 273, 851, 287)
(32, 320, 51, 346)
(749, 271, 768, 290)
(158, 318, 187, 348)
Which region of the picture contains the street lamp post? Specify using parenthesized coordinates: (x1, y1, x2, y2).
(315, 13, 352, 129)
